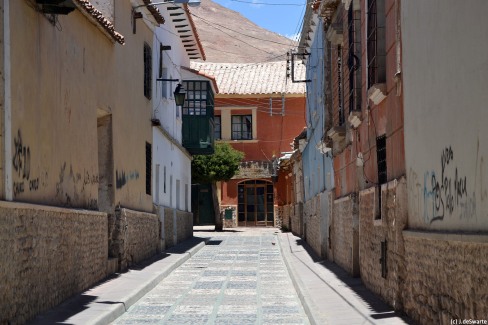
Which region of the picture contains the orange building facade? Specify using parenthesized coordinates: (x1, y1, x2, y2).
(192, 62, 306, 227)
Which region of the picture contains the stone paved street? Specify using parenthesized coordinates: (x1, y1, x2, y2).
(112, 228, 309, 325)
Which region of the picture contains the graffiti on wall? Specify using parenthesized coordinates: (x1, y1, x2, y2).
(12, 130, 42, 197)
(116, 170, 139, 189)
(409, 145, 485, 224)
(55, 162, 99, 208)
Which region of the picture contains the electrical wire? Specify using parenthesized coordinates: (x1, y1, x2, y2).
(230, 0, 304, 6)
(190, 12, 298, 48)
(193, 13, 276, 55)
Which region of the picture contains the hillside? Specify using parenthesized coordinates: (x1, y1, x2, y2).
(190, 0, 297, 63)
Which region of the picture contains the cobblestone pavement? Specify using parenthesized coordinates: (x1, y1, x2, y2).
(112, 228, 310, 325)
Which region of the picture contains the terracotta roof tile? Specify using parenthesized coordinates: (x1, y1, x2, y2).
(190, 61, 306, 95)
(142, 0, 165, 25)
(181, 66, 219, 93)
(73, 0, 125, 44)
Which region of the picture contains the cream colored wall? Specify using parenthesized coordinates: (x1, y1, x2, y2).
(8, 1, 153, 212)
(112, 0, 154, 212)
(402, 0, 488, 230)
(9, 2, 115, 208)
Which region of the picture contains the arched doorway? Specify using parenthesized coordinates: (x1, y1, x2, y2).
(237, 180, 274, 227)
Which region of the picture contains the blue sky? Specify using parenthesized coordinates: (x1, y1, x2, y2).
(212, 0, 306, 40)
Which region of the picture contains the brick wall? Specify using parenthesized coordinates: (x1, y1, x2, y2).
(0, 202, 107, 324)
(358, 178, 407, 310)
(403, 232, 488, 325)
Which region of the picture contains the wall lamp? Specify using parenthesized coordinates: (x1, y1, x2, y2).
(157, 78, 186, 106)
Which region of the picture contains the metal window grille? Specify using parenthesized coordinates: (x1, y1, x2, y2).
(214, 115, 221, 139)
(337, 45, 345, 125)
(376, 135, 386, 220)
(348, 6, 361, 112)
(231, 115, 252, 140)
(380, 240, 387, 278)
(144, 43, 152, 99)
(367, 0, 386, 89)
(146, 142, 152, 195)
(376, 135, 387, 184)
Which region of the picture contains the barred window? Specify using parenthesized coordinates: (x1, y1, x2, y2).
(367, 0, 386, 89)
(144, 43, 152, 99)
(348, 5, 361, 112)
(376, 134, 387, 184)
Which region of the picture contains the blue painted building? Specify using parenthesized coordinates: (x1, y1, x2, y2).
(298, 7, 334, 257)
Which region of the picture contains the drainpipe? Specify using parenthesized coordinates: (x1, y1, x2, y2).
(3, 0, 12, 201)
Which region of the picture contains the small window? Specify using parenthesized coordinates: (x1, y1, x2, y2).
(375, 135, 386, 220)
(231, 115, 252, 140)
(163, 166, 166, 193)
(159, 43, 163, 78)
(376, 135, 387, 185)
(214, 116, 221, 140)
(367, 0, 386, 89)
(144, 43, 152, 99)
(145, 142, 152, 195)
(380, 240, 387, 278)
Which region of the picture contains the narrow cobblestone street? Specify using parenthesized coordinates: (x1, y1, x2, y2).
(112, 228, 309, 325)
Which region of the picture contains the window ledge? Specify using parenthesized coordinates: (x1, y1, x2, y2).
(348, 110, 362, 128)
(367, 83, 387, 105)
(326, 126, 346, 143)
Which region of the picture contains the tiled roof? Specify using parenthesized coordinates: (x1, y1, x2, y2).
(142, 0, 165, 25)
(181, 66, 219, 93)
(73, 0, 125, 44)
(190, 61, 306, 95)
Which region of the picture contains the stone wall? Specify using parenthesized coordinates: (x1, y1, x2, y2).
(290, 202, 303, 236)
(0, 202, 107, 324)
(161, 207, 193, 249)
(358, 178, 407, 310)
(331, 194, 358, 276)
(176, 210, 193, 243)
(109, 208, 159, 271)
(403, 231, 488, 325)
(303, 195, 322, 257)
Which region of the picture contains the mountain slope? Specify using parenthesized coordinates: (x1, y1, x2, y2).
(190, 0, 297, 63)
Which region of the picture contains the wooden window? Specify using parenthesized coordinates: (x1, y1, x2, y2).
(182, 81, 209, 116)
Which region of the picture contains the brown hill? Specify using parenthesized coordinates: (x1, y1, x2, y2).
(189, 0, 297, 63)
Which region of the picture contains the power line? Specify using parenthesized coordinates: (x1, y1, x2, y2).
(190, 12, 298, 48)
(230, 0, 304, 6)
